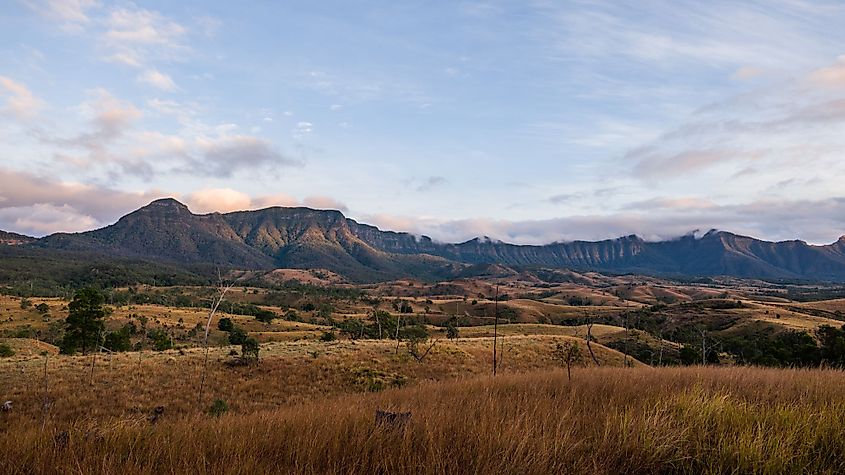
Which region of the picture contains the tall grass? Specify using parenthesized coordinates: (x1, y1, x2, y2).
(3, 366, 845, 474)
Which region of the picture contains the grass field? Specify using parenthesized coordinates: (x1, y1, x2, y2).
(3, 366, 845, 474)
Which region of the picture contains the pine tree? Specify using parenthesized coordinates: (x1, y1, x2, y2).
(60, 288, 107, 355)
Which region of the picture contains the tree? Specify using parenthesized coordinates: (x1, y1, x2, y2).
(0, 343, 14, 357)
(401, 325, 436, 362)
(446, 318, 459, 340)
(552, 341, 583, 381)
(241, 337, 260, 362)
(217, 317, 234, 332)
(147, 329, 173, 351)
(60, 288, 107, 355)
(103, 324, 133, 352)
(228, 326, 247, 345)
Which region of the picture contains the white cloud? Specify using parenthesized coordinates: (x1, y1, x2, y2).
(0, 167, 163, 235)
(22, 0, 98, 32)
(138, 69, 177, 91)
(185, 188, 302, 214)
(185, 188, 252, 214)
(302, 195, 348, 212)
(361, 197, 845, 246)
(0, 76, 43, 120)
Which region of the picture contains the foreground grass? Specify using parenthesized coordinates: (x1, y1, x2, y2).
(3, 366, 845, 474)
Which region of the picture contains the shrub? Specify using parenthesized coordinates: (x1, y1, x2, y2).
(35, 303, 49, 314)
(241, 337, 260, 361)
(0, 343, 14, 357)
(446, 319, 459, 340)
(208, 399, 229, 417)
(103, 325, 133, 352)
(228, 327, 247, 345)
(147, 329, 173, 351)
(217, 317, 234, 332)
(319, 331, 337, 342)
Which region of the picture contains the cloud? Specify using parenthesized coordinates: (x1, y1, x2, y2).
(137, 69, 177, 91)
(185, 188, 252, 214)
(39, 88, 145, 175)
(624, 55, 845, 181)
(0, 76, 43, 120)
(415, 176, 447, 192)
(303, 195, 348, 212)
(22, 0, 98, 32)
(360, 197, 845, 246)
(103, 5, 186, 47)
(194, 135, 300, 177)
(96, 4, 189, 69)
(0, 204, 98, 235)
(185, 188, 302, 214)
(808, 56, 845, 87)
(0, 167, 163, 235)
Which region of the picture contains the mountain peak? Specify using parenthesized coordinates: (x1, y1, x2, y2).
(135, 198, 192, 216)
(147, 197, 190, 209)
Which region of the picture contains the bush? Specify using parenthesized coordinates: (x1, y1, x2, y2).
(0, 343, 14, 357)
(319, 331, 337, 342)
(208, 399, 229, 417)
(35, 303, 49, 314)
(228, 326, 247, 345)
(103, 324, 133, 352)
(241, 337, 260, 361)
(217, 317, 234, 332)
(147, 329, 173, 351)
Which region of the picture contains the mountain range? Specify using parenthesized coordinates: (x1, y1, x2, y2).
(4, 198, 845, 282)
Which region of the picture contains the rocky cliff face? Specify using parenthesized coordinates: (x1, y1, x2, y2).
(24, 199, 845, 282)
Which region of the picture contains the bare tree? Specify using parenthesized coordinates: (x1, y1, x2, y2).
(493, 285, 499, 376)
(197, 271, 241, 407)
(585, 322, 600, 366)
(40, 354, 48, 431)
(552, 341, 583, 381)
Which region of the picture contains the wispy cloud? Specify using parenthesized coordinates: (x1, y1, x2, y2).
(0, 76, 43, 120)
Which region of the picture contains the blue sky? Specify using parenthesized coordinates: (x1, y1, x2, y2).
(3, 1, 845, 244)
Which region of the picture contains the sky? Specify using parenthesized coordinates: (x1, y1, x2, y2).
(3, 1, 845, 244)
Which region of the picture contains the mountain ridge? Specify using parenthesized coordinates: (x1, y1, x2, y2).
(6, 198, 845, 282)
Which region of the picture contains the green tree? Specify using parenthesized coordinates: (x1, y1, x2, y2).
(217, 317, 234, 332)
(60, 288, 107, 355)
(147, 329, 173, 351)
(0, 343, 14, 357)
(228, 326, 247, 345)
(446, 318, 459, 340)
(103, 324, 134, 352)
(241, 337, 260, 361)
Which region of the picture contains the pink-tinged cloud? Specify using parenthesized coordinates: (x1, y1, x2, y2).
(0, 167, 164, 235)
(0, 76, 43, 120)
(184, 188, 253, 213)
(303, 195, 348, 212)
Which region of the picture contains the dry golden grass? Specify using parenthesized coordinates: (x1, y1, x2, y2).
(3, 366, 845, 474)
(0, 335, 628, 426)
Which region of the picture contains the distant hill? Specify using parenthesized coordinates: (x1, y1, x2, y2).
(0, 230, 35, 246)
(9, 198, 845, 282)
